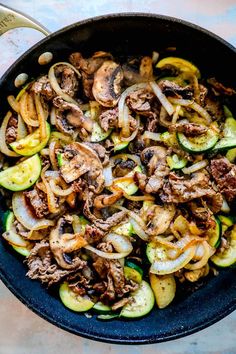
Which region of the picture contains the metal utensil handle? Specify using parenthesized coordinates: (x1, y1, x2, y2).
(0, 3, 50, 36)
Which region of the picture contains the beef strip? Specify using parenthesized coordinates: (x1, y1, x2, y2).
(24, 187, 49, 218)
(26, 240, 77, 286)
(160, 171, 216, 203)
(126, 88, 156, 115)
(31, 75, 55, 100)
(210, 157, 236, 201)
(5, 115, 18, 144)
(99, 107, 118, 132)
(208, 78, 236, 96)
(170, 122, 207, 137)
(84, 224, 105, 243)
(158, 79, 193, 99)
(54, 65, 78, 97)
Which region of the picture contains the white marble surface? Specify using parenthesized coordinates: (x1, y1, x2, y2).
(0, 1, 236, 353)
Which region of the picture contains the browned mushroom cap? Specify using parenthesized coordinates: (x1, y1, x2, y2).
(60, 142, 105, 194)
(49, 216, 87, 269)
(146, 204, 176, 236)
(141, 146, 167, 174)
(92, 61, 123, 107)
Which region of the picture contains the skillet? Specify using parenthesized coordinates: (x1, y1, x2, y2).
(0, 4, 236, 344)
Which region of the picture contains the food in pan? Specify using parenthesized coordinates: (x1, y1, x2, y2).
(1, 50, 236, 319)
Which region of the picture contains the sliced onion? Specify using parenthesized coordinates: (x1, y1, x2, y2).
(0, 111, 19, 157)
(169, 97, 193, 106)
(85, 245, 130, 259)
(121, 115, 140, 142)
(130, 219, 149, 241)
(40, 148, 49, 156)
(189, 102, 212, 124)
(121, 104, 130, 137)
(185, 241, 211, 270)
(34, 93, 48, 139)
(118, 83, 148, 128)
(122, 192, 154, 202)
(49, 179, 74, 196)
(105, 233, 133, 254)
(154, 236, 180, 249)
(2, 230, 29, 247)
(172, 105, 181, 124)
(44, 170, 60, 178)
(152, 51, 159, 64)
(7, 95, 19, 113)
(50, 106, 56, 125)
(115, 205, 146, 229)
(103, 165, 113, 187)
(50, 132, 72, 143)
(150, 246, 196, 275)
(142, 131, 162, 141)
(221, 197, 230, 213)
(16, 114, 27, 140)
(48, 62, 81, 105)
(41, 169, 59, 213)
(49, 141, 59, 171)
(149, 81, 174, 116)
(182, 160, 208, 174)
(12, 192, 54, 230)
(19, 92, 39, 127)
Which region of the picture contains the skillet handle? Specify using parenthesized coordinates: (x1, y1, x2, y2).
(0, 4, 50, 36)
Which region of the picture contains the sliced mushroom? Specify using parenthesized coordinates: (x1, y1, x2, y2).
(146, 204, 176, 236)
(60, 142, 104, 194)
(49, 216, 87, 269)
(92, 61, 123, 107)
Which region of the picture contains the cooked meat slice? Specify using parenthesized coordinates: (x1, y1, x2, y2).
(31, 75, 55, 100)
(99, 107, 118, 132)
(60, 143, 104, 194)
(24, 187, 49, 218)
(109, 260, 125, 295)
(136, 146, 169, 194)
(111, 297, 131, 311)
(69, 51, 113, 99)
(126, 88, 155, 115)
(188, 200, 214, 229)
(205, 192, 223, 213)
(160, 172, 216, 203)
(158, 79, 193, 99)
(92, 61, 123, 107)
(170, 122, 207, 137)
(208, 77, 236, 96)
(210, 158, 236, 201)
(93, 189, 123, 209)
(26, 240, 76, 286)
(139, 56, 153, 80)
(101, 273, 116, 302)
(54, 64, 78, 97)
(199, 84, 208, 104)
(204, 96, 223, 120)
(5, 115, 18, 144)
(84, 224, 104, 243)
(53, 96, 93, 136)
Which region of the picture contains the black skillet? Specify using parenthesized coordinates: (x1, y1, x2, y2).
(0, 4, 236, 345)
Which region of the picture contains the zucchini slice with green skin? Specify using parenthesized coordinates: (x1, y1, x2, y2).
(93, 302, 112, 313)
(218, 215, 235, 227)
(3, 211, 31, 257)
(156, 57, 200, 78)
(112, 165, 142, 195)
(57, 152, 68, 168)
(112, 222, 133, 237)
(146, 241, 168, 264)
(223, 105, 233, 118)
(124, 263, 143, 284)
(125, 260, 143, 276)
(213, 117, 236, 151)
(226, 148, 236, 162)
(211, 225, 236, 267)
(91, 122, 112, 142)
(207, 216, 221, 248)
(166, 154, 187, 170)
(0, 154, 41, 191)
(59, 282, 94, 312)
(10, 122, 51, 156)
(120, 281, 155, 318)
(177, 127, 218, 153)
(111, 132, 129, 152)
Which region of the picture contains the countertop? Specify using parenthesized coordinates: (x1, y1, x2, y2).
(0, 1, 236, 353)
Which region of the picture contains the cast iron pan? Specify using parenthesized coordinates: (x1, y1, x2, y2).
(0, 8, 236, 344)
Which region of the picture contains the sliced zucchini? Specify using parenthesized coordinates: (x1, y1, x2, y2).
(72, 215, 89, 234)
(207, 216, 221, 248)
(156, 57, 200, 78)
(218, 215, 235, 227)
(177, 127, 218, 153)
(223, 105, 233, 118)
(142, 200, 155, 214)
(124, 262, 143, 284)
(3, 210, 14, 231)
(59, 282, 94, 312)
(57, 152, 68, 168)
(113, 165, 142, 195)
(112, 222, 133, 237)
(111, 132, 129, 152)
(161, 131, 179, 149)
(149, 273, 176, 309)
(211, 225, 236, 267)
(91, 122, 112, 142)
(10, 122, 51, 156)
(213, 117, 236, 151)
(0, 154, 41, 191)
(166, 154, 187, 170)
(120, 281, 155, 318)
(93, 302, 112, 313)
(226, 148, 236, 162)
(146, 241, 168, 264)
